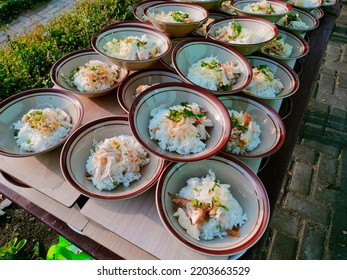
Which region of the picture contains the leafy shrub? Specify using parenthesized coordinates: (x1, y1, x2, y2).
(0, 0, 141, 101)
(0, 0, 50, 25)
(0, 237, 42, 260)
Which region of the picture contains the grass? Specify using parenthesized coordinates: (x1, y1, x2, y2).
(0, 0, 141, 101)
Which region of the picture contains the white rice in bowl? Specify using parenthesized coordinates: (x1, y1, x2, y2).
(214, 21, 260, 44)
(277, 12, 309, 30)
(63, 60, 121, 92)
(85, 134, 150, 191)
(260, 36, 293, 58)
(243, 0, 286, 14)
(245, 64, 284, 97)
(148, 102, 214, 155)
(149, 10, 194, 23)
(226, 110, 261, 155)
(103, 34, 163, 60)
(171, 169, 248, 241)
(187, 56, 242, 91)
(13, 107, 72, 152)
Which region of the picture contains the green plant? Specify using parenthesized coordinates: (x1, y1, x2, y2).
(0, 237, 42, 260)
(0, 0, 141, 101)
(0, 0, 50, 25)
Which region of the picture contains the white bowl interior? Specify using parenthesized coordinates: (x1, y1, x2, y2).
(173, 39, 252, 94)
(276, 8, 319, 32)
(245, 55, 299, 99)
(52, 49, 129, 95)
(93, 23, 170, 69)
(146, 3, 208, 24)
(130, 83, 231, 161)
(208, 18, 277, 45)
(260, 29, 309, 60)
(117, 69, 183, 113)
(157, 155, 269, 255)
(233, 1, 290, 15)
(61, 117, 165, 199)
(0, 90, 83, 156)
(218, 95, 285, 157)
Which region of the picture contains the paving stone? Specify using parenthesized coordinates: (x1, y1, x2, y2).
(324, 127, 347, 147)
(302, 139, 340, 157)
(268, 208, 301, 236)
(268, 230, 299, 260)
(315, 153, 339, 189)
(337, 70, 347, 88)
(288, 161, 313, 195)
(317, 73, 336, 95)
(292, 144, 318, 164)
(298, 221, 327, 260)
(327, 106, 347, 132)
(285, 193, 331, 226)
(329, 211, 347, 258)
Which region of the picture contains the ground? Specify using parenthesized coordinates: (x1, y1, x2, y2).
(0, 195, 58, 259)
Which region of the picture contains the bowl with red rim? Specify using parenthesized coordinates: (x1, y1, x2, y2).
(91, 21, 171, 71)
(258, 26, 309, 63)
(156, 153, 270, 256)
(171, 0, 221, 11)
(243, 55, 300, 100)
(0, 88, 84, 158)
(129, 82, 231, 162)
(231, 0, 293, 23)
(172, 37, 252, 95)
(144, 2, 209, 37)
(276, 8, 320, 34)
(218, 94, 286, 158)
(117, 68, 183, 114)
(286, 0, 323, 11)
(207, 16, 279, 56)
(50, 48, 130, 98)
(60, 115, 166, 200)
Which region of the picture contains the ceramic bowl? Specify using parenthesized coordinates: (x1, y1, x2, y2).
(144, 2, 209, 37)
(192, 12, 228, 37)
(117, 68, 183, 114)
(0, 88, 84, 157)
(129, 82, 231, 162)
(207, 16, 278, 55)
(91, 21, 171, 71)
(243, 55, 300, 100)
(232, 0, 293, 23)
(276, 8, 320, 34)
(310, 7, 324, 19)
(50, 48, 129, 98)
(156, 153, 270, 256)
(133, 0, 166, 22)
(258, 27, 309, 63)
(218, 94, 286, 158)
(60, 115, 166, 200)
(218, 1, 238, 15)
(287, 0, 323, 11)
(172, 38, 252, 95)
(172, 0, 221, 11)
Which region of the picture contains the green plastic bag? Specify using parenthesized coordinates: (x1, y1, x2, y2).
(46, 236, 94, 260)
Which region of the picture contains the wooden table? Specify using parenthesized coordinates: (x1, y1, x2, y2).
(0, 3, 342, 260)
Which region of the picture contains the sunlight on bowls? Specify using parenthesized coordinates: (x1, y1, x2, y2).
(232, 0, 293, 23)
(243, 55, 300, 100)
(258, 27, 309, 64)
(207, 16, 278, 55)
(50, 48, 129, 98)
(144, 2, 209, 37)
(91, 21, 171, 71)
(192, 12, 228, 37)
(129, 82, 231, 162)
(172, 38, 252, 95)
(0, 88, 84, 158)
(117, 68, 183, 114)
(218, 95, 286, 158)
(156, 153, 270, 256)
(60, 116, 166, 200)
